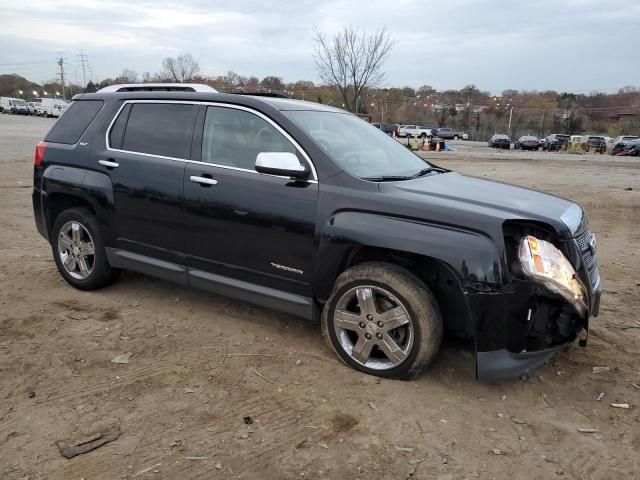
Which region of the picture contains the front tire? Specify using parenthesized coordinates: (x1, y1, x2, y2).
(51, 208, 117, 290)
(321, 262, 443, 380)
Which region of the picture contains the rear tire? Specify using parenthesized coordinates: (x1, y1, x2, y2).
(321, 262, 443, 380)
(51, 208, 118, 291)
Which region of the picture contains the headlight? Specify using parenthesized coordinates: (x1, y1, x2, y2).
(518, 236, 587, 315)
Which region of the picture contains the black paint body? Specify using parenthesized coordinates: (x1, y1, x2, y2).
(32, 92, 602, 380)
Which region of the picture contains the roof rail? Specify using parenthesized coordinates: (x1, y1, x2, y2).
(97, 83, 218, 93)
(231, 90, 289, 98)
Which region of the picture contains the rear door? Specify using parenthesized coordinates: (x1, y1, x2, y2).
(96, 101, 197, 266)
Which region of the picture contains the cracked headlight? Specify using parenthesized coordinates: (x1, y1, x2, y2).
(518, 235, 587, 315)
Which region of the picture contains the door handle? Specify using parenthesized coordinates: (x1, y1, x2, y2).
(98, 159, 119, 169)
(190, 175, 218, 186)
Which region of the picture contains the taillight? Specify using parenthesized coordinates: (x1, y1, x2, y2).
(34, 141, 47, 166)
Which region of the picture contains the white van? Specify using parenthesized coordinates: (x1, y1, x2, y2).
(34, 98, 69, 117)
(1, 97, 21, 113)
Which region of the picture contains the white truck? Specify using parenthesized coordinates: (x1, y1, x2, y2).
(33, 98, 69, 117)
(398, 124, 434, 138)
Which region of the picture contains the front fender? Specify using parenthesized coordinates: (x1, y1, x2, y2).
(313, 211, 506, 299)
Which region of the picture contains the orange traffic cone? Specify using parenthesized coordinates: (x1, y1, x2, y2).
(423, 140, 430, 151)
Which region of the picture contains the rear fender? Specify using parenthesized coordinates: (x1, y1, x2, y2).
(42, 165, 114, 240)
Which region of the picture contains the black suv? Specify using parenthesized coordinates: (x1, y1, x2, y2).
(582, 136, 606, 154)
(32, 87, 601, 380)
(542, 134, 570, 151)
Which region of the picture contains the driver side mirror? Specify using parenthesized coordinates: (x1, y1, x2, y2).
(255, 152, 309, 179)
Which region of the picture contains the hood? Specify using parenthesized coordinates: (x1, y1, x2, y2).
(379, 172, 583, 238)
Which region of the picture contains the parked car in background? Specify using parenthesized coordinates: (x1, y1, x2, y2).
(10, 99, 29, 115)
(399, 125, 432, 138)
(514, 135, 540, 150)
(1, 97, 29, 114)
(610, 135, 639, 155)
(582, 135, 606, 154)
(33, 98, 69, 117)
(372, 122, 400, 136)
(615, 139, 640, 156)
(27, 102, 38, 115)
(488, 134, 511, 149)
(542, 134, 570, 151)
(0, 96, 18, 113)
(436, 128, 467, 140)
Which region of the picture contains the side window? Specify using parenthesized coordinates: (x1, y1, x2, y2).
(122, 103, 195, 158)
(108, 104, 131, 150)
(45, 100, 104, 144)
(202, 106, 298, 170)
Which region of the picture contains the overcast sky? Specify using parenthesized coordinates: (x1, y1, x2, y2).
(1, 0, 638, 93)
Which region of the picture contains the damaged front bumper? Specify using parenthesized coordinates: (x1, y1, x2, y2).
(468, 277, 600, 381)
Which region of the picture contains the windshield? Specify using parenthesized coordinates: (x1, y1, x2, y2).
(283, 110, 434, 179)
(14, 100, 26, 106)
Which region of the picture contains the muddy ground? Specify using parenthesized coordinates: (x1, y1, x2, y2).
(1, 114, 639, 479)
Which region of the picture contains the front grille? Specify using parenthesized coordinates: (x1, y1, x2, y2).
(575, 231, 600, 289)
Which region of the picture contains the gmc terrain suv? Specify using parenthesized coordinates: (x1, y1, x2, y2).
(32, 85, 602, 380)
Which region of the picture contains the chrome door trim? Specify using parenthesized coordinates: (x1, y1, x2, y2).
(104, 99, 318, 182)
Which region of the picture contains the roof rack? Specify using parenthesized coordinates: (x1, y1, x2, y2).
(97, 83, 218, 93)
(231, 90, 289, 98)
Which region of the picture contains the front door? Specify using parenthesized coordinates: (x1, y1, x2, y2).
(183, 105, 318, 297)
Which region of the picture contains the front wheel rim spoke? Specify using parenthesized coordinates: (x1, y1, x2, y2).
(378, 306, 410, 331)
(379, 337, 407, 365)
(351, 336, 374, 364)
(334, 309, 361, 331)
(356, 287, 376, 316)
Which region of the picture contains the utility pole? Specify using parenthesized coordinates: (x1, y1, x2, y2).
(77, 49, 89, 87)
(507, 106, 514, 138)
(539, 109, 545, 139)
(57, 54, 66, 100)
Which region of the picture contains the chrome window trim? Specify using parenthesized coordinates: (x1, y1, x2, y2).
(104, 99, 318, 182)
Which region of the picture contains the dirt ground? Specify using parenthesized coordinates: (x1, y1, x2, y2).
(1, 114, 639, 479)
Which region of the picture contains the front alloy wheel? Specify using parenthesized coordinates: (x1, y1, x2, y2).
(333, 285, 413, 370)
(322, 262, 443, 379)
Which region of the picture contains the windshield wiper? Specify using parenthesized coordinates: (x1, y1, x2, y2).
(411, 167, 447, 178)
(361, 175, 415, 182)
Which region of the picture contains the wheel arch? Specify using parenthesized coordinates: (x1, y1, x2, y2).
(314, 211, 505, 338)
(42, 166, 114, 241)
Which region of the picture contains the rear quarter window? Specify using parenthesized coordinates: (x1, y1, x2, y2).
(45, 100, 104, 144)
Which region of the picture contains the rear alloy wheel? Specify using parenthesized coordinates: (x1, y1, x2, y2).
(51, 208, 117, 290)
(322, 262, 442, 379)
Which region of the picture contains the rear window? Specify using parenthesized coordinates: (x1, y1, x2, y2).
(45, 100, 103, 144)
(121, 103, 195, 158)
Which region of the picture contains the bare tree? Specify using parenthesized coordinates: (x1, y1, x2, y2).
(162, 53, 200, 83)
(114, 69, 139, 84)
(313, 26, 394, 112)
